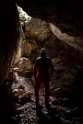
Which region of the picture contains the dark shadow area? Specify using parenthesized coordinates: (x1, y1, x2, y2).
(0, 81, 20, 124)
(0, 88, 12, 124)
(36, 107, 62, 124)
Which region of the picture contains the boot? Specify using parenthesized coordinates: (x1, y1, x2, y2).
(35, 101, 42, 110)
(45, 102, 51, 111)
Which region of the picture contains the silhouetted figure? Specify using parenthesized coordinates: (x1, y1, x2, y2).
(33, 48, 54, 110)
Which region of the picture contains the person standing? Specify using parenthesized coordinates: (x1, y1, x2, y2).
(33, 48, 54, 110)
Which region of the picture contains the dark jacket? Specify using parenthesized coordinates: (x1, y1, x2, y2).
(33, 56, 54, 79)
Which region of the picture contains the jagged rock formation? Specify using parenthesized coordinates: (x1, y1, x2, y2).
(13, 6, 83, 92)
(0, 0, 83, 91)
(0, 1, 22, 86)
(16, 0, 83, 37)
(0, 1, 83, 123)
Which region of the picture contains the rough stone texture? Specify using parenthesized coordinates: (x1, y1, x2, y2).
(0, 1, 83, 123)
(18, 13, 83, 91)
(0, 1, 22, 86)
(15, 57, 33, 72)
(1, 75, 83, 124)
(16, 0, 83, 37)
(25, 18, 51, 41)
(0, 0, 83, 89)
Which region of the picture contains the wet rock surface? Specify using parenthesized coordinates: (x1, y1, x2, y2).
(0, 73, 83, 124)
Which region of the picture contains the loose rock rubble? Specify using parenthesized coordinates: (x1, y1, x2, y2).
(0, 73, 83, 124)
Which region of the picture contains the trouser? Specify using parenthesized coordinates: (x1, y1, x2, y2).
(34, 74, 50, 104)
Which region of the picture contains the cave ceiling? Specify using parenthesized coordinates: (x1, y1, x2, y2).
(15, 0, 83, 37)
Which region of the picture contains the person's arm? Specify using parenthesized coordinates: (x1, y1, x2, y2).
(49, 58, 54, 75)
(33, 59, 39, 79)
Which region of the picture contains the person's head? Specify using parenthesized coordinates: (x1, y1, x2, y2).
(40, 48, 46, 57)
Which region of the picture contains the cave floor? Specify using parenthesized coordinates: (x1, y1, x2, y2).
(0, 74, 83, 124)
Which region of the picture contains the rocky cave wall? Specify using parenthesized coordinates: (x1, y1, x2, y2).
(16, 0, 83, 37)
(0, 0, 22, 86)
(13, 5, 83, 92)
(0, 0, 83, 91)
